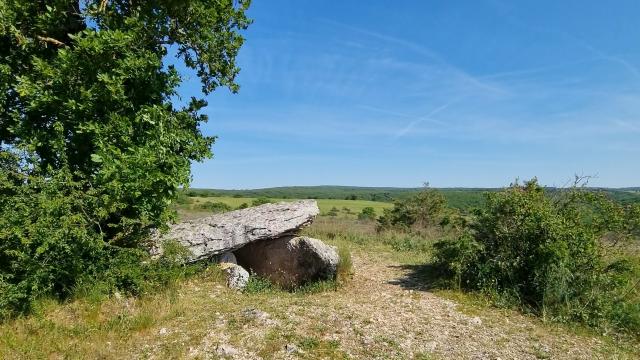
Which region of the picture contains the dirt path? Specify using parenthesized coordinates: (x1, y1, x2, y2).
(303, 251, 607, 359)
(180, 251, 618, 359)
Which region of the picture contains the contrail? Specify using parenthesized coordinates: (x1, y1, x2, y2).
(393, 98, 460, 139)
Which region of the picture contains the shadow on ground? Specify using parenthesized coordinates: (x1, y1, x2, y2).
(386, 263, 448, 292)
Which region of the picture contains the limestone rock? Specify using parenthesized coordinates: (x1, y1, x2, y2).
(221, 263, 249, 290)
(215, 251, 237, 264)
(285, 343, 300, 354)
(215, 344, 239, 357)
(151, 200, 319, 262)
(235, 236, 339, 288)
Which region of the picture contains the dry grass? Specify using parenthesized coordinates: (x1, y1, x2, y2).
(1, 217, 638, 359)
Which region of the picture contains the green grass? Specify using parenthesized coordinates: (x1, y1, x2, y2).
(184, 196, 393, 218)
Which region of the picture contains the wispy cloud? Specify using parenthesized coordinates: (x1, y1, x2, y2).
(393, 98, 460, 139)
(568, 35, 640, 81)
(489, 7, 640, 82)
(321, 19, 508, 96)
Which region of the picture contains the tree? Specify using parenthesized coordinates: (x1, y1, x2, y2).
(1, 0, 251, 242)
(0, 0, 251, 315)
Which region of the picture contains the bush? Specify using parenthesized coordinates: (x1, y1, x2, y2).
(433, 179, 640, 333)
(0, 167, 104, 318)
(237, 203, 249, 210)
(92, 240, 197, 297)
(198, 201, 232, 213)
(341, 207, 354, 215)
(336, 246, 354, 284)
(0, 166, 199, 319)
(358, 207, 376, 221)
(174, 192, 194, 205)
(378, 187, 447, 231)
(327, 207, 340, 217)
(251, 197, 273, 207)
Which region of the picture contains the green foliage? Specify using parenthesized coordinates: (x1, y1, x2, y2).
(378, 187, 447, 231)
(0, 163, 198, 317)
(174, 192, 193, 205)
(185, 186, 640, 210)
(198, 201, 232, 213)
(341, 206, 354, 215)
(251, 197, 273, 207)
(0, 0, 250, 317)
(433, 179, 640, 333)
(244, 275, 277, 294)
(90, 240, 197, 297)
(237, 202, 249, 210)
(336, 246, 354, 284)
(327, 206, 340, 217)
(358, 206, 376, 221)
(386, 234, 432, 253)
(0, 165, 104, 318)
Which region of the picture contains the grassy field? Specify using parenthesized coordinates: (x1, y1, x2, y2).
(185, 185, 640, 209)
(186, 196, 393, 218)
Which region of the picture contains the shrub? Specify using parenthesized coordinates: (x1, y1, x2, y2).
(377, 187, 447, 231)
(0, 166, 104, 318)
(198, 201, 232, 213)
(358, 207, 376, 221)
(341, 207, 354, 215)
(433, 179, 640, 333)
(251, 197, 273, 207)
(327, 207, 340, 217)
(174, 192, 194, 205)
(237, 203, 249, 210)
(92, 240, 197, 297)
(336, 246, 354, 284)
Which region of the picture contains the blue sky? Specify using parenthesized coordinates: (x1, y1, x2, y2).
(176, 0, 640, 189)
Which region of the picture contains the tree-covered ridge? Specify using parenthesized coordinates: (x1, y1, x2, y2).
(185, 185, 640, 210)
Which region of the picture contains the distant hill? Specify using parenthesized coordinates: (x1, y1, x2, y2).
(186, 185, 640, 210)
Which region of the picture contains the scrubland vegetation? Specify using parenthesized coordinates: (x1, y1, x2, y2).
(1, 181, 639, 358)
(184, 181, 640, 336)
(185, 181, 640, 336)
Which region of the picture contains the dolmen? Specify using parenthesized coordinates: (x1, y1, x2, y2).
(150, 200, 338, 289)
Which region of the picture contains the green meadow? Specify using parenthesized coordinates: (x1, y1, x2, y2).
(187, 196, 393, 217)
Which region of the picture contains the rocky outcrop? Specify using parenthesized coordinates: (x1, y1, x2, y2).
(151, 200, 340, 289)
(151, 200, 319, 262)
(235, 236, 339, 289)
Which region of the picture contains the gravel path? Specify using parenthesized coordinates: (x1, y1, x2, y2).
(140, 251, 626, 359)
